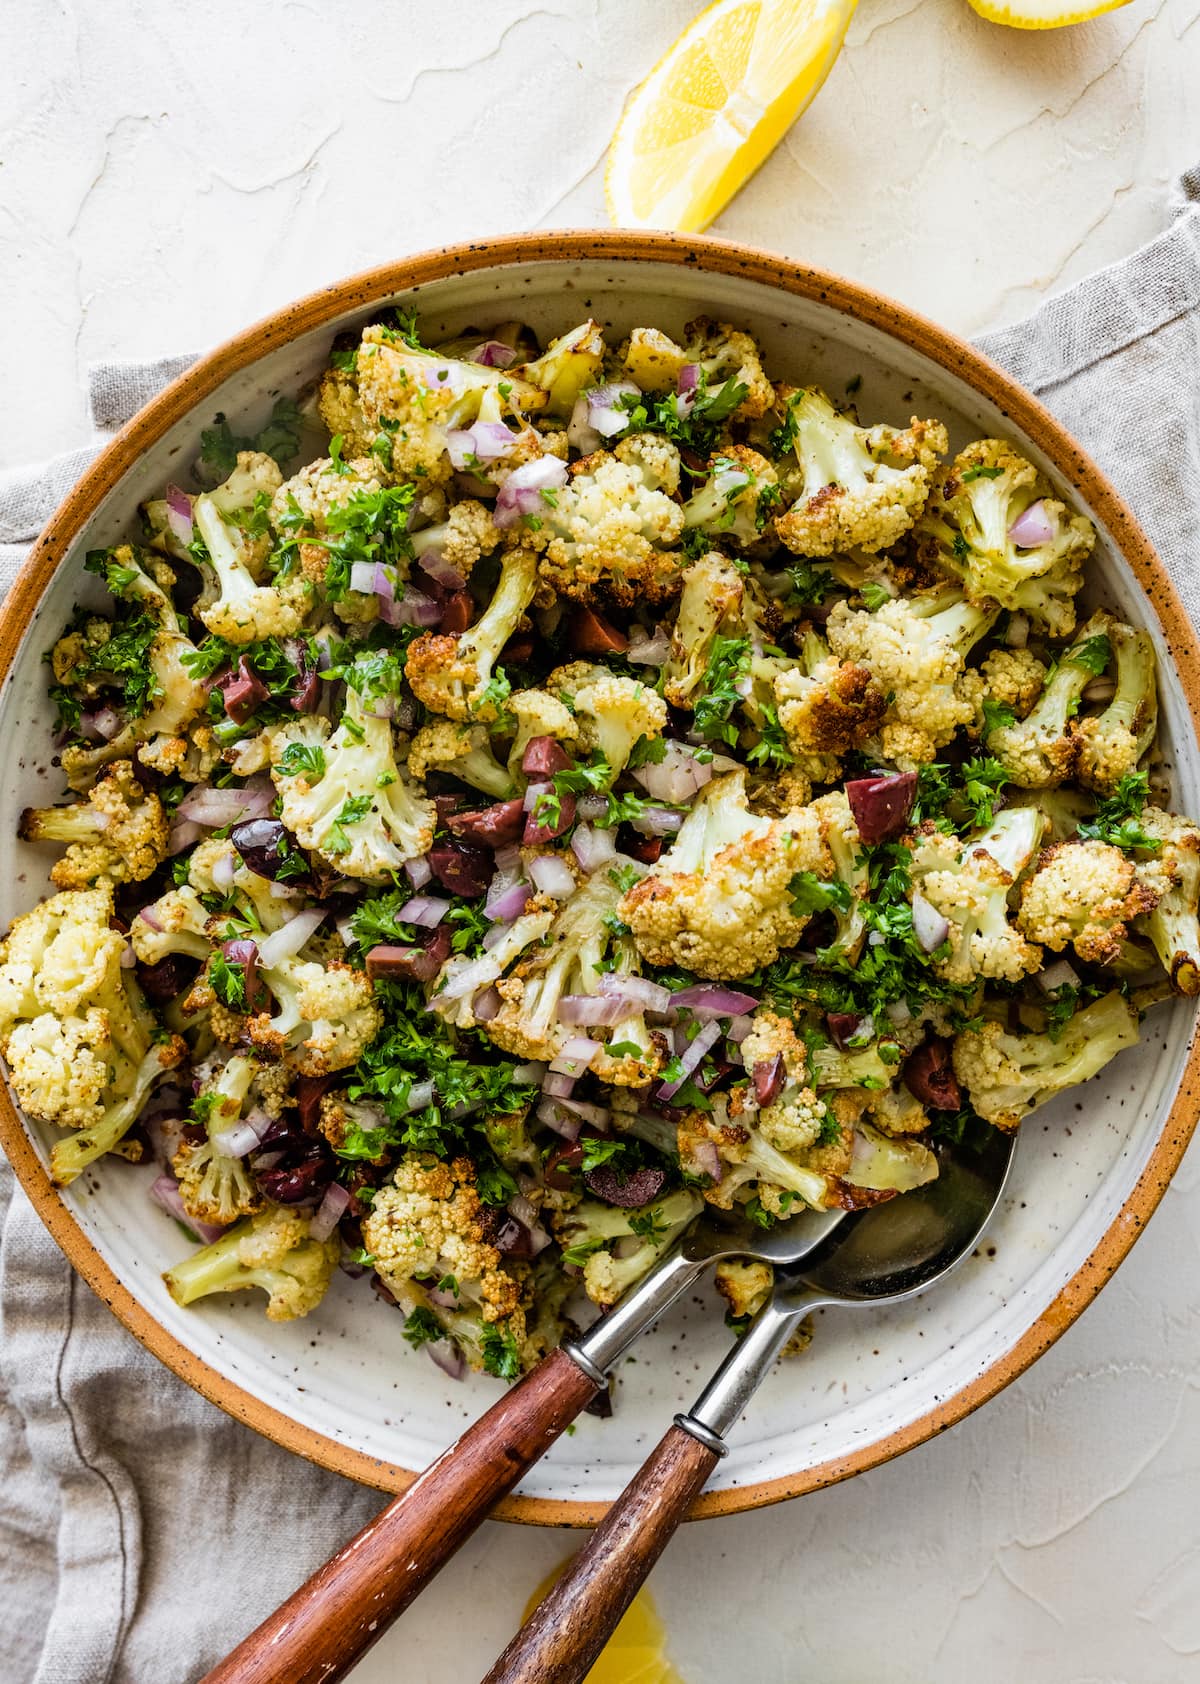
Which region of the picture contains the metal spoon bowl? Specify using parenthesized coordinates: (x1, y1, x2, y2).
(485, 1129, 1017, 1684)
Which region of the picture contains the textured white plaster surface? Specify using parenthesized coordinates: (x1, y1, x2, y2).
(3, 2, 1200, 1679)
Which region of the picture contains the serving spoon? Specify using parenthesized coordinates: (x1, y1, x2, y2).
(199, 1199, 845, 1684)
(482, 1127, 1016, 1684)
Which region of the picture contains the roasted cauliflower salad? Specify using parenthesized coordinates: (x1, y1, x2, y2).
(7, 309, 1195, 1386)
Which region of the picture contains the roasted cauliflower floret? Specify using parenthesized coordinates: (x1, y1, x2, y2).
(409, 498, 502, 581)
(916, 440, 1094, 635)
(952, 991, 1139, 1131)
(985, 614, 1113, 788)
(910, 808, 1046, 985)
(1017, 839, 1160, 966)
(19, 760, 169, 889)
(1133, 807, 1200, 995)
(773, 632, 887, 762)
(682, 447, 779, 549)
(0, 884, 186, 1182)
(171, 1053, 270, 1230)
(407, 720, 515, 799)
(405, 545, 539, 722)
(192, 453, 310, 644)
(507, 688, 579, 778)
(826, 587, 999, 770)
(551, 1190, 703, 1308)
(714, 1258, 774, 1321)
(1074, 619, 1157, 795)
(773, 388, 947, 557)
(619, 770, 830, 978)
(980, 647, 1048, 721)
(245, 954, 382, 1076)
(533, 439, 685, 607)
(163, 1205, 339, 1322)
(739, 1009, 828, 1153)
(546, 662, 667, 788)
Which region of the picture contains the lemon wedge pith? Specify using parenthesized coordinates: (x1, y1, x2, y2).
(968, 0, 1131, 25)
(606, 0, 858, 233)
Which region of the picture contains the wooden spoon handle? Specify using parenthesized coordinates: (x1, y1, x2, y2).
(480, 1422, 720, 1684)
(199, 1347, 598, 1684)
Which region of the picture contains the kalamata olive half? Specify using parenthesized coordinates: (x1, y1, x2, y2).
(428, 842, 493, 899)
(752, 1054, 785, 1107)
(231, 818, 298, 883)
(447, 799, 526, 848)
(256, 1154, 330, 1206)
(521, 736, 574, 778)
(523, 789, 575, 847)
(366, 925, 451, 984)
(902, 1036, 962, 1112)
(296, 1073, 339, 1134)
(583, 1162, 667, 1208)
(136, 954, 198, 1003)
(569, 605, 628, 656)
(845, 772, 917, 844)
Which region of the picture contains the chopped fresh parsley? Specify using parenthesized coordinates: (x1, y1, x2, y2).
(1078, 771, 1161, 852)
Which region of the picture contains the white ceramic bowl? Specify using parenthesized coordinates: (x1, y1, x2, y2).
(3, 233, 1198, 1524)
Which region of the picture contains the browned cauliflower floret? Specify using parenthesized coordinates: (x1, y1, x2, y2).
(910, 807, 1046, 985)
(826, 588, 998, 770)
(19, 760, 169, 889)
(409, 498, 502, 581)
(163, 1206, 339, 1322)
(681, 446, 778, 548)
(363, 1153, 538, 1376)
(773, 637, 887, 761)
(773, 387, 947, 557)
(738, 1009, 827, 1154)
(546, 661, 667, 786)
(532, 439, 685, 607)
(714, 1258, 774, 1320)
(1017, 839, 1160, 966)
(172, 1053, 266, 1229)
(952, 992, 1139, 1131)
(619, 770, 831, 979)
(405, 545, 539, 721)
(980, 647, 1049, 721)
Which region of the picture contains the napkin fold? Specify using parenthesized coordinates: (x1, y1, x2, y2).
(3, 165, 1200, 1683)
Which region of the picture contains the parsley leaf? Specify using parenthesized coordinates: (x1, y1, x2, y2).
(1078, 771, 1161, 852)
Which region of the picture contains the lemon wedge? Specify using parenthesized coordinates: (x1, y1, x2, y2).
(606, 0, 857, 232)
(967, 0, 1130, 25)
(523, 1568, 685, 1682)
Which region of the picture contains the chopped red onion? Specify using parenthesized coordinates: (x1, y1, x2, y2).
(82, 705, 123, 742)
(415, 549, 467, 592)
(402, 895, 452, 928)
(349, 560, 376, 595)
(404, 854, 433, 889)
(556, 1096, 612, 1130)
(472, 984, 501, 1021)
(512, 1060, 546, 1085)
(712, 464, 752, 498)
(827, 1011, 874, 1051)
(507, 1192, 552, 1255)
(752, 1054, 785, 1107)
(597, 972, 673, 1014)
(542, 1070, 577, 1099)
(557, 992, 628, 1027)
(529, 854, 576, 899)
(425, 1339, 466, 1381)
(550, 1036, 601, 1076)
(522, 780, 552, 814)
(1038, 958, 1081, 992)
(586, 381, 641, 439)
(469, 339, 516, 368)
(379, 572, 441, 628)
(137, 905, 165, 933)
(403, 1080, 435, 1113)
(309, 1185, 351, 1252)
(1005, 612, 1030, 650)
(626, 625, 671, 667)
(656, 1018, 723, 1100)
(575, 793, 609, 824)
(911, 891, 950, 954)
(178, 778, 274, 828)
(727, 1014, 754, 1043)
(680, 1135, 721, 1183)
(629, 805, 684, 838)
(1008, 500, 1055, 547)
(445, 421, 517, 470)
(211, 1120, 264, 1160)
(164, 484, 194, 546)
(494, 457, 569, 529)
(567, 393, 602, 454)
(536, 1098, 582, 1141)
(571, 824, 618, 873)
(677, 363, 700, 396)
(484, 878, 532, 924)
(669, 984, 759, 1019)
(632, 741, 712, 804)
(149, 1175, 225, 1244)
(258, 908, 326, 968)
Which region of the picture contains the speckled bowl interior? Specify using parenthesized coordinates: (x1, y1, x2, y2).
(2, 238, 1197, 1523)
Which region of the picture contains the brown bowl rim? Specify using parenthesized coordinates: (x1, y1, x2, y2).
(2, 228, 1198, 1526)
